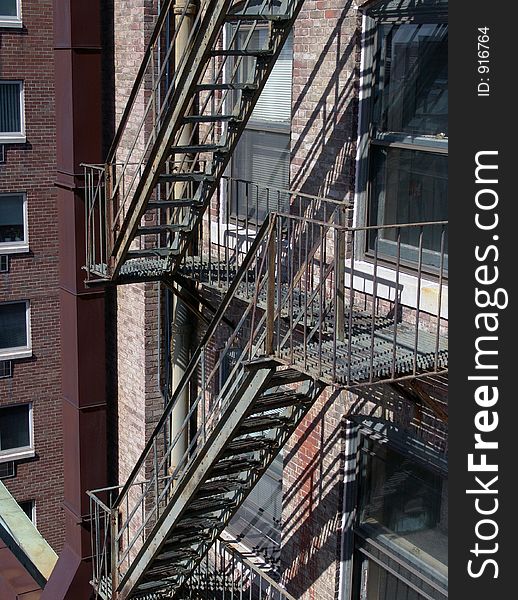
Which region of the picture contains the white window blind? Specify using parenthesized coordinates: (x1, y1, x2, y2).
(250, 34, 293, 125)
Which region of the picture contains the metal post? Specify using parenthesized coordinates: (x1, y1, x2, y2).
(266, 218, 276, 355)
(335, 206, 346, 342)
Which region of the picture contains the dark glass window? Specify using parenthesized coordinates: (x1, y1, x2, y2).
(0, 1, 17, 18)
(0, 194, 25, 245)
(358, 438, 448, 571)
(372, 24, 448, 137)
(0, 302, 28, 350)
(0, 405, 31, 453)
(368, 147, 447, 269)
(0, 82, 22, 134)
(365, 18, 448, 271)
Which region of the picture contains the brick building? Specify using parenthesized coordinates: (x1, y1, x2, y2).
(0, 0, 64, 553)
(0, 1, 448, 599)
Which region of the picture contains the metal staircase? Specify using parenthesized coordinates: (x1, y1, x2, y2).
(84, 1, 449, 598)
(84, 0, 304, 283)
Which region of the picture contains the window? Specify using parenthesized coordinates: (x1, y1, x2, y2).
(228, 11, 293, 221)
(358, 2, 447, 272)
(19, 499, 36, 523)
(357, 438, 448, 576)
(0, 193, 28, 253)
(0, 81, 25, 143)
(0, 0, 21, 28)
(0, 301, 31, 360)
(0, 404, 34, 462)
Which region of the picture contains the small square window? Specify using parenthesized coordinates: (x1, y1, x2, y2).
(0, 81, 25, 143)
(19, 499, 36, 523)
(0, 404, 34, 463)
(0, 301, 31, 360)
(0, 1, 22, 28)
(0, 193, 28, 253)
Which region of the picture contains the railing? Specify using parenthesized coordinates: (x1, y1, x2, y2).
(179, 537, 296, 599)
(87, 201, 447, 596)
(84, 0, 303, 279)
(87, 216, 276, 596)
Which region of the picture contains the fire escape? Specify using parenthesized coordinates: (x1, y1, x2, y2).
(84, 0, 448, 598)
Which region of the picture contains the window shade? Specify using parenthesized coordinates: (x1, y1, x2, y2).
(231, 129, 290, 220)
(251, 34, 293, 125)
(0, 83, 22, 133)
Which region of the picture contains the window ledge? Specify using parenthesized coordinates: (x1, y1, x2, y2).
(0, 134, 26, 144)
(0, 347, 32, 361)
(0, 243, 29, 255)
(346, 259, 448, 319)
(0, 19, 22, 29)
(0, 448, 35, 464)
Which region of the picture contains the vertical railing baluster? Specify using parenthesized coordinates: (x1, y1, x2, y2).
(391, 228, 402, 380)
(369, 234, 379, 382)
(413, 227, 424, 375)
(434, 225, 446, 371)
(347, 229, 355, 385)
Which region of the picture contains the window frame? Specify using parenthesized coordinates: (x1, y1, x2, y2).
(0, 0, 22, 28)
(0, 80, 26, 143)
(0, 191, 29, 254)
(354, 9, 448, 276)
(0, 402, 35, 464)
(0, 300, 32, 360)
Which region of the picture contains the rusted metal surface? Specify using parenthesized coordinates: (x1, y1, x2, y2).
(44, 1, 108, 599)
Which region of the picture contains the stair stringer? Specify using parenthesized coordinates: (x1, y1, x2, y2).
(117, 364, 274, 599)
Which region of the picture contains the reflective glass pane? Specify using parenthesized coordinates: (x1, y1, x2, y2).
(373, 23, 448, 137)
(0, 194, 25, 243)
(359, 439, 448, 572)
(0, 405, 30, 452)
(0, 302, 27, 349)
(0, 0, 17, 17)
(368, 146, 447, 268)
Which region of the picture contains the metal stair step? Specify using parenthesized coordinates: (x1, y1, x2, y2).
(157, 172, 214, 183)
(147, 199, 203, 209)
(222, 436, 276, 457)
(153, 547, 199, 566)
(210, 49, 274, 58)
(268, 368, 312, 387)
(225, 14, 290, 22)
(174, 516, 221, 532)
(197, 478, 246, 497)
(196, 82, 258, 92)
(170, 143, 228, 154)
(182, 114, 241, 124)
(162, 532, 211, 551)
(184, 496, 236, 516)
(251, 391, 311, 413)
(136, 223, 192, 236)
(239, 414, 292, 435)
(126, 247, 177, 258)
(208, 457, 262, 478)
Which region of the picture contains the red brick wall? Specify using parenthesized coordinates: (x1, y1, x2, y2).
(0, 1, 64, 552)
(281, 2, 362, 597)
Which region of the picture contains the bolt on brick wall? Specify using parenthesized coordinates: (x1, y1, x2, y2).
(0, 1, 64, 552)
